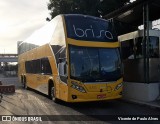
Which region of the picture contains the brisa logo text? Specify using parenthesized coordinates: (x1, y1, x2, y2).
(73, 25, 113, 39)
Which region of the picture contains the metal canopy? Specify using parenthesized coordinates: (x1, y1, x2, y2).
(103, 0, 160, 83)
(103, 0, 160, 27)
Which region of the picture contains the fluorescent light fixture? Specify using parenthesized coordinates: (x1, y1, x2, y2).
(118, 10, 133, 19)
(130, 0, 136, 3)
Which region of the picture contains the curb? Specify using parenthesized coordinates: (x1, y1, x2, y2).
(120, 98, 160, 109)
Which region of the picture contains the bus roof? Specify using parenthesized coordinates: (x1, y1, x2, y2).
(118, 29, 160, 42)
(21, 15, 65, 46)
(18, 14, 117, 54)
(21, 14, 116, 46)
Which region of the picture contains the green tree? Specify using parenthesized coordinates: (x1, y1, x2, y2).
(47, 0, 130, 20)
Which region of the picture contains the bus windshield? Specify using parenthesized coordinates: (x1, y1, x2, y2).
(69, 45, 121, 82)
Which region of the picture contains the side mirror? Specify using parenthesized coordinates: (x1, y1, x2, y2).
(58, 61, 67, 77)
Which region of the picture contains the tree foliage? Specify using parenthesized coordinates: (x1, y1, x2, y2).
(47, 0, 130, 20)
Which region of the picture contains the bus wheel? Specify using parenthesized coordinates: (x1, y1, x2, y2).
(50, 86, 58, 103)
(21, 76, 24, 87)
(23, 77, 28, 90)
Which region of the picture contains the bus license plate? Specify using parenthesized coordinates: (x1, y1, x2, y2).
(97, 94, 106, 99)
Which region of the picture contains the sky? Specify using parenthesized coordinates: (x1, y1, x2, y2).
(0, 0, 49, 54)
(0, 0, 159, 54)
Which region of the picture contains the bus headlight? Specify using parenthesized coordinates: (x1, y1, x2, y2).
(71, 82, 86, 93)
(114, 83, 123, 91)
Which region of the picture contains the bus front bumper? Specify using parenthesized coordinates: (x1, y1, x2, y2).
(68, 90, 122, 102)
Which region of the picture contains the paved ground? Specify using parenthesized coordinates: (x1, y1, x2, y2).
(0, 76, 160, 124)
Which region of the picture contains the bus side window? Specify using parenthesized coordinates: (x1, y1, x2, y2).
(149, 37, 159, 58)
(41, 58, 52, 75)
(35, 59, 41, 73)
(121, 39, 134, 60)
(25, 61, 31, 73)
(135, 37, 143, 59)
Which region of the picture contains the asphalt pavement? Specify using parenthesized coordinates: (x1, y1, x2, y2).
(0, 75, 160, 124)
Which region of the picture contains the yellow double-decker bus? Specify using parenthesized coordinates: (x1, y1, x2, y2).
(18, 14, 122, 102)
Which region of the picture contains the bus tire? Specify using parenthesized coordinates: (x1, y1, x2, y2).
(21, 76, 24, 87)
(23, 76, 28, 90)
(49, 81, 58, 103)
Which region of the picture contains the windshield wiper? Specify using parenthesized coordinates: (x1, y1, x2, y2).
(95, 79, 106, 82)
